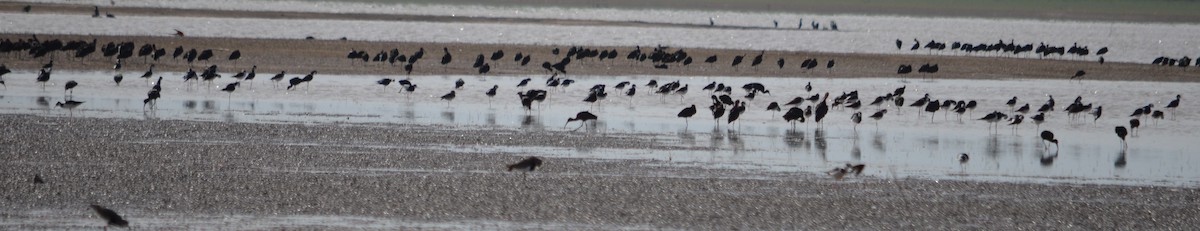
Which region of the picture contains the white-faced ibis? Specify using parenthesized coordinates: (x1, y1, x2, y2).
(565, 111, 598, 130)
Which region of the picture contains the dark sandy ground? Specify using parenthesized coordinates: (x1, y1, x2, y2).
(2, 34, 1198, 83)
(1, 115, 1198, 229)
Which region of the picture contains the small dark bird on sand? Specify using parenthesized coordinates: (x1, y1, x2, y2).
(507, 156, 544, 172)
(90, 204, 129, 230)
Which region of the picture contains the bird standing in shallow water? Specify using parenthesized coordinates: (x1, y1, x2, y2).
(1115, 126, 1128, 149)
(678, 105, 697, 127)
(1040, 130, 1059, 151)
(1129, 119, 1141, 136)
(1165, 94, 1180, 119)
(64, 80, 79, 98)
(565, 111, 598, 130)
(440, 90, 456, 106)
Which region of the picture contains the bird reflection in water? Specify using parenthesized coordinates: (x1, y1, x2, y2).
(985, 134, 1000, 158)
(851, 141, 862, 161)
(402, 110, 415, 121)
(183, 100, 197, 110)
(202, 100, 217, 112)
(676, 130, 696, 146)
(1115, 149, 1127, 168)
(1039, 148, 1058, 167)
(814, 128, 827, 161)
(727, 129, 744, 152)
(520, 115, 539, 129)
(872, 131, 885, 153)
(486, 112, 496, 125)
(36, 96, 50, 107)
(784, 129, 806, 149)
(441, 110, 454, 123)
(709, 127, 724, 148)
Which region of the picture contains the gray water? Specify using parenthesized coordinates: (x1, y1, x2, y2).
(2, 70, 1196, 186)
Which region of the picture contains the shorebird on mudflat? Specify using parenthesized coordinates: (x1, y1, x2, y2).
(90, 204, 128, 231)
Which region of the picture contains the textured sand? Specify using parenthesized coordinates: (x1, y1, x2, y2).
(1, 115, 1199, 229)
(3, 34, 1198, 83)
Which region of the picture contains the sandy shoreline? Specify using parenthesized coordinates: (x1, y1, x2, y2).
(1, 114, 1197, 229)
(2, 34, 1199, 83)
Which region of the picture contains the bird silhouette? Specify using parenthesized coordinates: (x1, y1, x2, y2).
(144, 89, 161, 109)
(64, 80, 79, 97)
(440, 47, 452, 66)
(1165, 94, 1180, 119)
(376, 78, 393, 88)
(507, 156, 543, 172)
(678, 104, 697, 127)
(440, 90, 456, 104)
(814, 93, 829, 125)
(517, 78, 531, 87)
(868, 109, 886, 127)
(1040, 130, 1059, 151)
(750, 51, 764, 67)
(1115, 126, 1128, 149)
(228, 50, 241, 63)
(1070, 70, 1086, 81)
(727, 101, 746, 126)
(37, 69, 51, 89)
(566, 111, 598, 130)
(90, 205, 128, 231)
(220, 82, 239, 101)
(1129, 118, 1141, 136)
(850, 111, 862, 130)
(485, 85, 498, 98)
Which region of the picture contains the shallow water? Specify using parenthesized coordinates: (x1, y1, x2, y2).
(2, 69, 1196, 186)
(4, 0, 1200, 63)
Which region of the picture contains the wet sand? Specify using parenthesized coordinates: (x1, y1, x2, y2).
(2, 114, 1198, 229)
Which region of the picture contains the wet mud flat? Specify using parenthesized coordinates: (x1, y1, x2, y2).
(1, 115, 1197, 229)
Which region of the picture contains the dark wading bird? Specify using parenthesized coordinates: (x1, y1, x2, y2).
(678, 104, 697, 127)
(440, 90, 456, 106)
(507, 156, 544, 177)
(1040, 130, 1059, 151)
(220, 82, 239, 101)
(1129, 118, 1141, 136)
(91, 204, 128, 231)
(1115, 126, 1128, 149)
(1165, 94, 1180, 119)
(64, 80, 79, 97)
(565, 111, 598, 130)
(1070, 70, 1086, 82)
